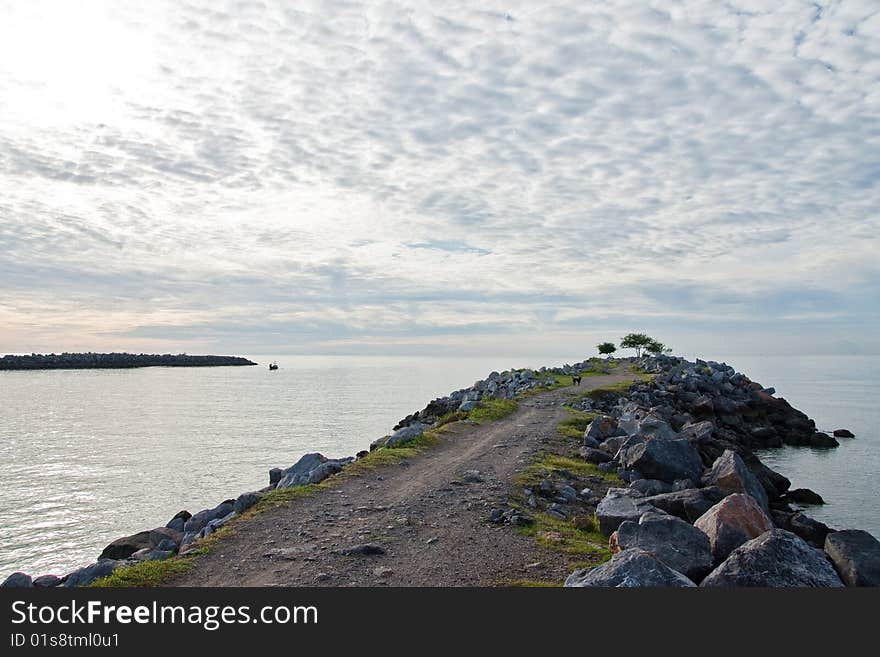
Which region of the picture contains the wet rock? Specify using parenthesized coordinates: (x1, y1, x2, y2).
(32, 574, 62, 588)
(620, 438, 704, 484)
(184, 501, 235, 534)
(833, 428, 854, 438)
(63, 560, 123, 587)
(644, 487, 725, 523)
(1, 572, 33, 588)
(596, 488, 657, 535)
(824, 530, 880, 587)
(610, 512, 713, 581)
(784, 488, 825, 505)
(807, 432, 839, 448)
(694, 493, 774, 563)
(701, 530, 844, 587)
(99, 530, 152, 560)
(565, 548, 696, 587)
(703, 450, 768, 511)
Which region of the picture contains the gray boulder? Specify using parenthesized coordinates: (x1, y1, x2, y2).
(581, 447, 612, 464)
(701, 530, 844, 587)
(824, 530, 880, 587)
(234, 492, 262, 514)
(1, 572, 33, 587)
(165, 510, 191, 533)
(63, 560, 123, 587)
(275, 452, 329, 487)
(565, 548, 696, 587)
(184, 501, 235, 534)
(629, 479, 673, 496)
(385, 423, 430, 447)
(583, 416, 619, 444)
(596, 488, 657, 536)
(620, 438, 703, 484)
(703, 450, 769, 511)
(644, 487, 726, 523)
(32, 574, 62, 588)
(694, 493, 774, 563)
(610, 512, 713, 581)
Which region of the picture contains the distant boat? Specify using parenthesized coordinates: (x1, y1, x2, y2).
(268, 361, 278, 371)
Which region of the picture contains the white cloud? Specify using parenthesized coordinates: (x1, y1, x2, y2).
(0, 0, 878, 356)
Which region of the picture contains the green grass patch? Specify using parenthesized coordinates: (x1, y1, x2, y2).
(468, 398, 518, 423)
(89, 556, 197, 587)
(513, 452, 622, 487)
(515, 510, 610, 559)
(557, 408, 599, 439)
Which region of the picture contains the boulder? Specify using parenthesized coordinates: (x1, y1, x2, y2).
(824, 530, 880, 587)
(832, 428, 855, 438)
(629, 479, 673, 496)
(784, 488, 825, 505)
(703, 450, 769, 511)
(234, 492, 262, 514)
(63, 560, 123, 588)
(307, 460, 347, 484)
(166, 510, 191, 533)
(694, 493, 774, 563)
(583, 416, 619, 444)
(1, 572, 33, 587)
(701, 529, 844, 587)
(771, 510, 832, 548)
(807, 432, 839, 448)
(385, 423, 430, 448)
(581, 447, 612, 464)
(32, 574, 62, 588)
(596, 489, 657, 536)
(565, 548, 696, 587)
(276, 453, 329, 487)
(610, 511, 713, 581)
(620, 438, 703, 484)
(149, 527, 183, 548)
(644, 487, 725, 523)
(99, 530, 152, 560)
(269, 468, 284, 486)
(184, 501, 235, 534)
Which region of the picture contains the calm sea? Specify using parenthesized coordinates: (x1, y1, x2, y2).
(0, 354, 877, 577)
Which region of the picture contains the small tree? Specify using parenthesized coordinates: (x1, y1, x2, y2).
(597, 342, 617, 358)
(645, 339, 671, 356)
(620, 333, 653, 358)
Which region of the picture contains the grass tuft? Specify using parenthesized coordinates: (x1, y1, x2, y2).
(514, 510, 610, 560)
(557, 408, 599, 439)
(468, 398, 518, 423)
(500, 579, 562, 588)
(514, 453, 622, 487)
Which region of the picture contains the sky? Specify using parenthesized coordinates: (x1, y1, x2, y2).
(0, 0, 878, 359)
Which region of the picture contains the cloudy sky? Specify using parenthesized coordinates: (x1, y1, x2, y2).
(0, 0, 878, 358)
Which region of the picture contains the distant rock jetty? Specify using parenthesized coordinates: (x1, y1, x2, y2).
(0, 352, 257, 370)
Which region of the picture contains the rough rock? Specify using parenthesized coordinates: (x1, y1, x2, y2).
(1, 572, 33, 587)
(385, 423, 430, 448)
(234, 491, 262, 514)
(32, 574, 62, 588)
(339, 544, 386, 556)
(629, 479, 673, 496)
(184, 501, 235, 534)
(99, 530, 153, 560)
(583, 416, 619, 444)
(565, 548, 696, 587)
(610, 511, 713, 580)
(63, 560, 123, 587)
(581, 447, 612, 464)
(832, 428, 855, 438)
(596, 488, 657, 536)
(824, 530, 880, 587)
(807, 432, 839, 448)
(644, 487, 725, 523)
(275, 453, 329, 487)
(694, 493, 774, 563)
(771, 511, 832, 548)
(703, 450, 769, 511)
(165, 510, 191, 533)
(701, 529, 844, 587)
(620, 438, 704, 484)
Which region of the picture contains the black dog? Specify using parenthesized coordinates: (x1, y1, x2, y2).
(572, 375, 582, 386)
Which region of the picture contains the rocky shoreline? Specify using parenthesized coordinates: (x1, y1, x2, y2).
(0, 352, 257, 370)
(2, 355, 878, 588)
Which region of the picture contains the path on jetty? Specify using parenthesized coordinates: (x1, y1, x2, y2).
(170, 371, 637, 586)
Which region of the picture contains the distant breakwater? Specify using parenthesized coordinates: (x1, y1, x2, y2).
(0, 353, 257, 370)
(2, 355, 878, 588)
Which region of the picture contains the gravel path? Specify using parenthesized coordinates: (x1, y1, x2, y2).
(168, 371, 636, 586)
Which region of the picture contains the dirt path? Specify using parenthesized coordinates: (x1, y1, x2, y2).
(168, 371, 636, 587)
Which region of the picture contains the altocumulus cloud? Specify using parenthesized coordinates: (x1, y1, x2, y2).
(0, 0, 878, 356)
